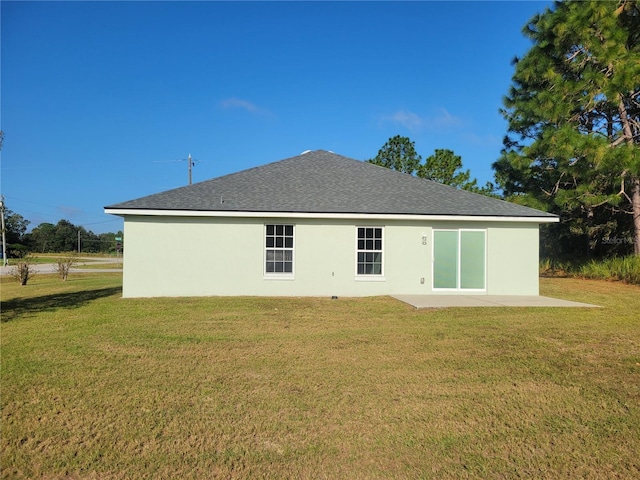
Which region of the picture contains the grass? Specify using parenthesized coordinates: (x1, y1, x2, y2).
(540, 255, 640, 285)
(1, 274, 639, 479)
(75, 262, 123, 270)
(577, 255, 640, 285)
(3, 254, 118, 266)
(2, 254, 122, 272)
(4, 255, 60, 265)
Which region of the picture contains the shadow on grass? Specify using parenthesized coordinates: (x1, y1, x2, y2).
(1, 287, 122, 323)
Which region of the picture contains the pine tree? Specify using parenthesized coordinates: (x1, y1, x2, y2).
(494, 0, 640, 259)
(367, 135, 422, 175)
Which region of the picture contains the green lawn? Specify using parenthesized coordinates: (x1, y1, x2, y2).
(3, 254, 118, 266)
(5, 254, 61, 265)
(74, 262, 122, 270)
(1, 274, 639, 479)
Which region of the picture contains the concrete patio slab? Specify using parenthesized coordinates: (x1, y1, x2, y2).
(392, 295, 599, 309)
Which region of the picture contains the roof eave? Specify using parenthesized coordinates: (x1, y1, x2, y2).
(104, 207, 560, 223)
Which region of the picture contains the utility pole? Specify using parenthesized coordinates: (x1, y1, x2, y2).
(0, 195, 7, 266)
(188, 153, 194, 185)
(0, 133, 6, 266)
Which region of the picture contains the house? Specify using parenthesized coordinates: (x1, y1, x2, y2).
(104, 150, 558, 298)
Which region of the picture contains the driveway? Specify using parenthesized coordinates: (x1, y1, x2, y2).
(393, 294, 599, 308)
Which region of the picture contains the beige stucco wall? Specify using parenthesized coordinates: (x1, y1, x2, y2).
(121, 215, 540, 298)
(486, 222, 540, 295)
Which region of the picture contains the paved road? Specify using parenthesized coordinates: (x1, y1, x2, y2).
(0, 257, 123, 276)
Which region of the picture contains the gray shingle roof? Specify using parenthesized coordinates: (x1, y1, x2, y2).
(105, 150, 556, 218)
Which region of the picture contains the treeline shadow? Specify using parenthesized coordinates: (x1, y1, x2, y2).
(1, 287, 122, 323)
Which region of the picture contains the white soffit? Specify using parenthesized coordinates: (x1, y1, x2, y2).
(104, 208, 560, 223)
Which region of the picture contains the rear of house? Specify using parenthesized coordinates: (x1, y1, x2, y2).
(105, 150, 557, 298)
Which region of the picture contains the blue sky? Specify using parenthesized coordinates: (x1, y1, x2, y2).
(1, 0, 551, 234)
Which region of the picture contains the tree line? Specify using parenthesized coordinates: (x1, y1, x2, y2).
(368, 136, 497, 196)
(2, 211, 122, 257)
(496, 0, 639, 261)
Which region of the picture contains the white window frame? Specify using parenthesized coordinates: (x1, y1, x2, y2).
(264, 224, 295, 279)
(355, 226, 385, 281)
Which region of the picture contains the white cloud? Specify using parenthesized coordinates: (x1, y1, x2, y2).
(426, 108, 462, 129)
(378, 107, 463, 132)
(387, 109, 424, 130)
(220, 97, 267, 115)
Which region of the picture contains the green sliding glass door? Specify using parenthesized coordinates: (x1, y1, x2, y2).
(433, 230, 459, 289)
(433, 230, 486, 290)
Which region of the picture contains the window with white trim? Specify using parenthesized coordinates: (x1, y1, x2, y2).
(265, 224, 294, 274)
(356, 227, 383, 275)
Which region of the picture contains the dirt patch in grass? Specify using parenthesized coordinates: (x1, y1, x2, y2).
(1, 275, 639, 478)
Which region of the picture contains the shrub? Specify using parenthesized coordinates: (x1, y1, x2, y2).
(10, 257, 36, 286)
(539, 258, 572, 277)
(578, 256, 640, 285)
(8, 243, 29, 259)
(54, 252, 78, 281)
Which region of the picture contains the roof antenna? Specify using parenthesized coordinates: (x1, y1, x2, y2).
(188, 154, 194, 185)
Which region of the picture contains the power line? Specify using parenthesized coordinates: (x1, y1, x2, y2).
(154, 153, 201, 185)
